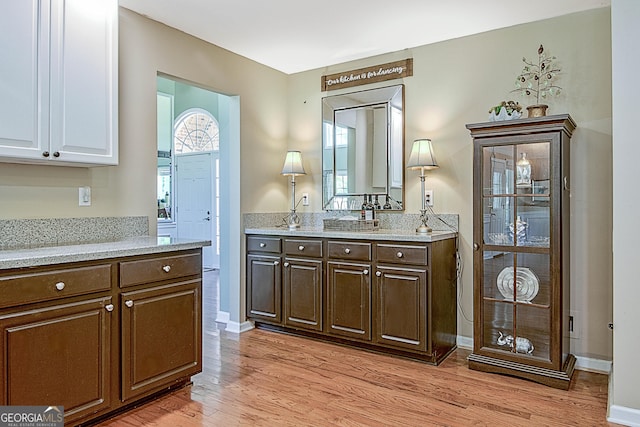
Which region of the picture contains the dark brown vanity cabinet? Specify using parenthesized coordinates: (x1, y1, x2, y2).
(467, 115, 576, 389)
(326, 240, 372, 341)
(283, 239, 323, 331)
(246, 233, 458, 365)
(375, 243, 428, 352)
(246, 236, 282, 324)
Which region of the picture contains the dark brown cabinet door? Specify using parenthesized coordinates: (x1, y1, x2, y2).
(326, 261, 371, 341)
(120, 279, 201, 402)
(247, 254, 282, 323)
(0, 297, 114, 424)
(283, 258, 323, 331)
(375, 265, 427, 352)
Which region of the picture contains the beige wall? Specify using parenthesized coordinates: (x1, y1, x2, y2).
(0, 8, 613, 362)
(288, 7, 613, 360)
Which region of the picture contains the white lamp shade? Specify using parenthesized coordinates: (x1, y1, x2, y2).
(407, 139, 439, 170)
(281, 150, 306, 176)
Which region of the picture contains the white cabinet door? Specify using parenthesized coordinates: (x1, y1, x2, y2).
(49, 0, 118, 165)
(0, 0, 49, 160)
(0, 0, 118, 166)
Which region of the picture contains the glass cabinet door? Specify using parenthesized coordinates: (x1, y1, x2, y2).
(480, 141, 552, 363)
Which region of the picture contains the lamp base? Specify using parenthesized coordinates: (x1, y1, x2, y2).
(286, 210, 300, 230)
(415, 209, 432, 234)
(416, 224, 432, 234)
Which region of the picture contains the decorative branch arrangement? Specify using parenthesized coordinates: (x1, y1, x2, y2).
(513, 44, 562, 105)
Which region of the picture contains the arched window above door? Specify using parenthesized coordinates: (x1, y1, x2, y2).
(174, 108, 219, 153)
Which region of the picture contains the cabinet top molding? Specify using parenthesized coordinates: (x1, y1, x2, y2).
(466, 114, 576, 138)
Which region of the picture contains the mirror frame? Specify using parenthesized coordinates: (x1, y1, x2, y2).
(322, 84, 405, 211)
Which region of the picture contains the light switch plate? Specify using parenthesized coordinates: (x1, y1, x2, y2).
(79, 186, 91, 206)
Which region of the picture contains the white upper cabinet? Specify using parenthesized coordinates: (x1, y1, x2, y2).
(0, 0, 118, 166)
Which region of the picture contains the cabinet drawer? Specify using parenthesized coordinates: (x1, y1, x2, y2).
(327, 241, 371, 261)
(284, 239, 322, 257)
(119, 252, 201, 288)
(247, 236, 281, 253)
(0, 264, 112, 309)
(377, 243, 429, 265)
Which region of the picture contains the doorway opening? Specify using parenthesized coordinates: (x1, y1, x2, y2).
(156, 74, 242, 333)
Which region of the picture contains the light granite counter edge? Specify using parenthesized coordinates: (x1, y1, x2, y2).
(0, 237, 211, 270)
(244, 227, 457, 242)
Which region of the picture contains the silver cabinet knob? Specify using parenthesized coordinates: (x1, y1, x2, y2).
(375, 271, 382, 277)
(284, 262, 290, 267)
(162, 265, 171, 272)
(42, 151, 50, 157)
(298, 245, 305, 251)
(274, 260, 280, 266)
(396, 251, 404, 258)
(55, 282, 65, 291)
(53, 151, 60, 158)
(363, 269, 369, 275)
(344, 248, 351, 254)
(473, 243, 480, 251)
(259, 242, 266, 248)
(105, 304, 114, 312)
(125, 300, 134, 308)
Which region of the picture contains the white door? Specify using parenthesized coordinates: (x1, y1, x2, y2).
(176, 152, 217, 268)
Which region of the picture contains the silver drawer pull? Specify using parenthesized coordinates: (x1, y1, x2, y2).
(363, 269, 369, 275)
(259, 242, 267, 248)
(55, 282, 65, 291)
(396, 251, 404, 258)
(105, 304, 114, 312)
(284, 262, 290, 267)
(376, 271, 382, 277)
(162, 265, 171, 273)
(344, 248, 351, 254)
(274, 261, 280, 266)
(298, 245, 305, 251)
(125, 300, 134, 308)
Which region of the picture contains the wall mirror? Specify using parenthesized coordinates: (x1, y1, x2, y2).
(322, 85, 405, 211)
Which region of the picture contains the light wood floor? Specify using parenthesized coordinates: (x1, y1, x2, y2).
(97, 270, 617, 426)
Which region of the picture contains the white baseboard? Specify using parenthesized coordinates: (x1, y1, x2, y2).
(225, 320, 254, 334)
(457, 335, 473, 349)
(575, 355, 612, 374)
(215, 311, 230, 324)
(214, 311, 253, 334)
(608, 405, 640, 426)
(456, 335, 611, 374)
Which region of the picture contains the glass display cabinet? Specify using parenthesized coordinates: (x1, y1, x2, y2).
(466, 114, 576, 389)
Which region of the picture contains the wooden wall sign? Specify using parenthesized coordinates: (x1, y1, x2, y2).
(321, 59, 413, 91)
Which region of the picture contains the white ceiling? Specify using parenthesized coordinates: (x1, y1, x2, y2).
(119, 0, 610, 75)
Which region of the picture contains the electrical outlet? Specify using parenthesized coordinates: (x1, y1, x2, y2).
(569, 310, 581, 339)
(425, 190, 434, 207)
(302, 193, 309, 206)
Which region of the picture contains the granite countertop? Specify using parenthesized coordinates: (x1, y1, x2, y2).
(0, 236, 211, 270)
(244, 226, 457, 242)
